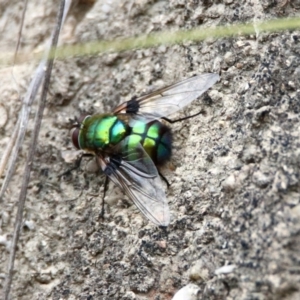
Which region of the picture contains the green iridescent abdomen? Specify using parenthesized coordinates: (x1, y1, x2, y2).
(128, 120, 172, 165)
(78, 114, 128, 151)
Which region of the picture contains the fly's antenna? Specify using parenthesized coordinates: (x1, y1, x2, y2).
(69, 116, 81, 129)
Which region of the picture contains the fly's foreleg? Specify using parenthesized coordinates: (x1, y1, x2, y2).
(58, 153, 94, 178)
(162, 110, 204, 124)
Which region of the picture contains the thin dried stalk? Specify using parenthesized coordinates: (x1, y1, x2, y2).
(0, 0, 72, 200)
(3, 1, 69, 299)
(0, 0, 28, 180)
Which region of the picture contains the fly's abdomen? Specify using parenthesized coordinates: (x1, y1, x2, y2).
(129, 120, 172, 165)
(78, 114, 127, 151)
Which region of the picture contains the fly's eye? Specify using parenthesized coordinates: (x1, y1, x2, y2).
(71, 127, 80, 149)
(70, 114, 90, 149)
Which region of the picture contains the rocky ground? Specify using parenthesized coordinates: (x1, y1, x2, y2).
(1, 0, 300, 299)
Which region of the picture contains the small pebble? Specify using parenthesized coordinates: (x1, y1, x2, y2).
(215, 264, 236, 275)
(172, 284, 200, 300)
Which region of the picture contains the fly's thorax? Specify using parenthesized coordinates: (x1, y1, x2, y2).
(72, 114, 128, 151)
(129, 119, 172, 165)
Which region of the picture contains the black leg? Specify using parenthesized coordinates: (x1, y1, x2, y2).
(101, 176, 110, 219)
(159, 171, 170, 188)
(159, 224, 169, 233)
(58, 153, 94, 177)
(162, 110, 204, 124)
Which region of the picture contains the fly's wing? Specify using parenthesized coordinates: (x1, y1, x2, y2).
(98, 137, 170, 226)
(113, 73, 219, 121)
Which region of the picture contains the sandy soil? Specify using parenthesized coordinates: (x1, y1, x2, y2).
(1, 0, 300, 299)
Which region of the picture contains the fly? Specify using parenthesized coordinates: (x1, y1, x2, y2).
(71, 73, 219, 226)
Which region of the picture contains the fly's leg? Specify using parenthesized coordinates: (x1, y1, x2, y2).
(158, 171, 170, 188)
(160, 110, 205, 187)
(162, 110, 204, 124)
(159, 224, 169, 233)
(101, 176, 109, 219)
(58, 153, 94, 178)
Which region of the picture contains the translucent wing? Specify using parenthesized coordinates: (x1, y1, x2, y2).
(98, 137, 170, 226)
(114, 73, 219, 121)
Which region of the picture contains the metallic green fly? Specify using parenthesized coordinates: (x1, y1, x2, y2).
(71, 73, 219, 226)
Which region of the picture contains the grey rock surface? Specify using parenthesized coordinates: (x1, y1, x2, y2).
(1, 0, 300, 299)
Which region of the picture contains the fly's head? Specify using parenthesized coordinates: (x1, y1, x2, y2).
(70, 115, 90, 149)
